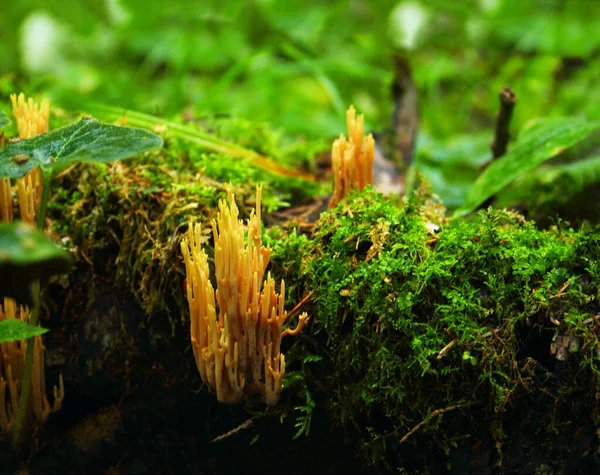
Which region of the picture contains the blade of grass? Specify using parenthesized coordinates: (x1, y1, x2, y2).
(83, 103, 316, 182)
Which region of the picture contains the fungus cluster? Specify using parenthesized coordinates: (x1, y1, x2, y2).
(181, 184, 308, 405)
(0, 94, 64, 433)
(329, 105, 375, 208)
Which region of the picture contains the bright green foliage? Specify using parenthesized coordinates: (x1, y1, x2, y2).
(0, 319, 48, 344)
(490, 1, 600, 58)
(89, 104, 272, 157)
(0, 110, 9, 129)
(268, 187, 600, 468)
(456, 117, 600, 215)
(5, 0, 598, 140)
(2, 1, 599, 469)
(0, 117, 163, 179)
(3, 1, 600, 216)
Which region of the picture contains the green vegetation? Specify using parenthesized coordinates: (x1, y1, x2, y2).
(0, 221, 71, 348)
(43, 126, 600, 467)
(2, 0, 600, 473)
(457, 117, 600, 216)
(271, 186, 600, 469)
(0, 117, 162, 179)
(0, 111, 161, 448)
(46, 114, 322, 331)
(3, 0, 599, 216)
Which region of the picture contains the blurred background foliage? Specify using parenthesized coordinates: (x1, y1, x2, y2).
(1, 0, 599, 211)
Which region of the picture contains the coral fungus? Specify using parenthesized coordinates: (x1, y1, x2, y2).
(0, 93, 64, 434)
(181, 184, 308, 406)
(329, 105, 375, 208)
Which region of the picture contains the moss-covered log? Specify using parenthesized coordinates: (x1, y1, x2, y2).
(2, 120, 600, 473)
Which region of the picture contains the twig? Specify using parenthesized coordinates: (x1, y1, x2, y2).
(399, 405, 461, 444)
(490, 88, 517, 160)
(550, 281, 570, 299)
(477, 88, 517, 211)
(582, 315, 600, 326)
(144, 224, 157, 246)
(288, 290, 314, 317)
(437, 339, 457, 359)
(211, 418, 254, 443)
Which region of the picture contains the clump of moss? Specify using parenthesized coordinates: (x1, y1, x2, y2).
(46, 116, 325, 331)
(269, 186, 600, 471)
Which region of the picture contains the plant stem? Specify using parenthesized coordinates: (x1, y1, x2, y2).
(11, 167, 51, 448)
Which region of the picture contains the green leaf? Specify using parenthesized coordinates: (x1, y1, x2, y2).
(0, 117, 163, 179)
(0, 222, 72, 305)
(456, 117, 600, 216)
(0, 110, 10, 129)
(0, 319, 48, 344)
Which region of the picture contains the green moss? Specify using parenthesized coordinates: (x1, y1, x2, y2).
(45, 114, 600, 470)
(268, 186, 600, 470)
(47, 115, 326, 331)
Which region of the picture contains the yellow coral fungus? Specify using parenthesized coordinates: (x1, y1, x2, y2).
(11, 93, 49, 212)
(181, 184, 308, 406)
(0, 178, 13, 223)
(10, 93, 49, 139)
(16, 172, 37, 225)
(0, 93, 64, 434)
(329, 105, 375, 208)
(0, 299, 64, 433)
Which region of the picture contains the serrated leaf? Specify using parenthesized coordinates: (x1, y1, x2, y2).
(0, 117, 163, 179)
(0, 110, 10, 129)
(0, 319, 48, 344)
(0, 222, 72, 305)
(455, 118, 600, 216)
